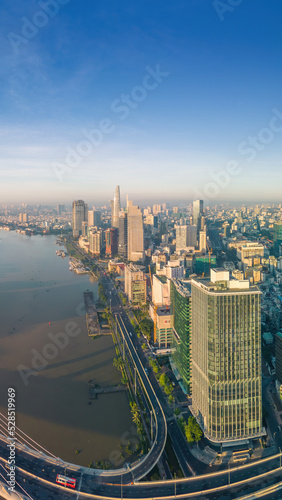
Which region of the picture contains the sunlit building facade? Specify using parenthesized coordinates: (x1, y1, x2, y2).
(191, 269, 263, 444)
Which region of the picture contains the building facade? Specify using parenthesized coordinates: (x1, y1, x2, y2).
(127, 200, 144, 262)
(191, 268, 263, 444)
(156, 307, 173, 348)
(111, 185, 120, 229)
(118, 212, 128, 258)
(170, 279, 192, 394)
(105, 227, 118, 256)
(72, 200, 88, 237)
(124, 263, 147, 305)
(192, 199, 204, 228)
(89, 229, 103, 255)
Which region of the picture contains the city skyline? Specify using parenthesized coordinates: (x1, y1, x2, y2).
(1, 1, 282, 203)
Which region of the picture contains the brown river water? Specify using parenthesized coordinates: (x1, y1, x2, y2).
(0, 230, 133, 467)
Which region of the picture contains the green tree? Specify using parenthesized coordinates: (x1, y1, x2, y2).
(113, 356, 123, 372)
(185, 426, 194, 444)
(130, 402, 141, 427)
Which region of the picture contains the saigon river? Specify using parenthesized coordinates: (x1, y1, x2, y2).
(0, 230, 133, 467)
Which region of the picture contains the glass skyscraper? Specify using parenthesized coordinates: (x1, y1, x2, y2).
(170, 279, 192, 394)
(191, 269, 263, 443)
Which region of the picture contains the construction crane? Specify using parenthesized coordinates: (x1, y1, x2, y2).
(148, 265, 158, 344)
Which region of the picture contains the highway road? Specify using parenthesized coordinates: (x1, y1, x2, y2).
(1, 245, 282, 498)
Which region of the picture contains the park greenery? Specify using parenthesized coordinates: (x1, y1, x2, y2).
(149, 357, 160, 374)
(98, 283, 107, 304)
(183, 417, 203, 444)
(159, 373, 174, 396)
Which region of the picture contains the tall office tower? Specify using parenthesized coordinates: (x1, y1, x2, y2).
(57, 204, 65, 214)
(89, 210, 101, 227)
(127, 200, 144, 262)
(19, 213, 28, 223)
(89, 229, 102, 255)
(153, 204, 161, 215)
(176, 225, 188, 250)
(193, 199, 204, 229)
(111, 185, 120, 229)
(88, 210, 94, 227)
(223, 222, 230, 238)
(191, 268, 263, 444)
(88, 209, 101, 228)
(170, 279, 192, 394)
(199, 229, 207, 252)
(176, 225, 197, 250)
(105, 228, 118, 256)
(124, 263, 147, 305)
(273, 221, 282, 253)
(187, 225, 197, 247)
(118, 212, 128, 258)
(72, 200, 88, 237)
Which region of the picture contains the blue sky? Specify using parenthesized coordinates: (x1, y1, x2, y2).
(0, 0, 282, 205)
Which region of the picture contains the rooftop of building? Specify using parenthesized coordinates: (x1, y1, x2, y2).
(172, 279, 191, 296)
(154, 274, 167, 284)
(157, 306, 172, 316)
(191, 268, 261, 294)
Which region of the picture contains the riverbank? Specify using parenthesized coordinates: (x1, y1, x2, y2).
(0, 232, 133, 467)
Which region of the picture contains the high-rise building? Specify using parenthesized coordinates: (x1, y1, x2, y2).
(153, 204, 161, 215)
(88, 210, 101, 228)
(118, 212, 128, 258)
(57, 204, 65, 214)
(193, 199, 204, 229)
(105, 228, 118, 256)
(191, 268, 263, 444)
(170, 279, 192, 394)
(176, 225, 187, 250)
(127, 200, 144, 262)
(72, 200, 88, 237)
(199, 229, 207, 252)
(176, 225, 197, 250)
(155, 307, 173, 348)
(89, 228, 103, 255)
(111, 185, 120, 229)
(124, 263, 147, 305)
(19, 213, 28, 223)
(273, 221, 282, 253)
